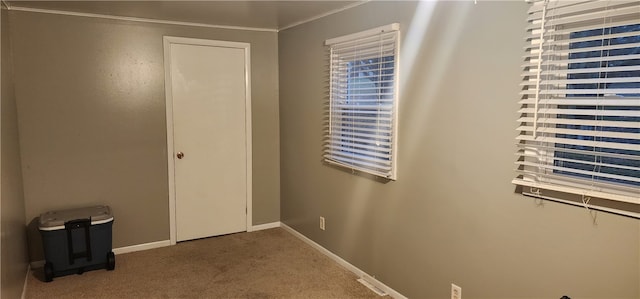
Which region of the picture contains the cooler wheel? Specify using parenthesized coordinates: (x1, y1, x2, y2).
(107, 251, 115, 271)
(44, 262, 54, 282)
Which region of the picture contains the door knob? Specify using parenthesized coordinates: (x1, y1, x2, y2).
(176, 152, 184, 159)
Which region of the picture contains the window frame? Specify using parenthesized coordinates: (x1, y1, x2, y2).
(514, 0, 639, 217)
(324, 23, 400, 180)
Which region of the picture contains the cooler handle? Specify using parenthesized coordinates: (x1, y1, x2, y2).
(64, 218, 93, 265)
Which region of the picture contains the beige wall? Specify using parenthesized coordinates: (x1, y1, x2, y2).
(1, 7, 29, 299)
(279, 1, 640, 298)
(10, 11, 280, 261)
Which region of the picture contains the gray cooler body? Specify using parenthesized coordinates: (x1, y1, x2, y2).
(39, 205, 115, 281)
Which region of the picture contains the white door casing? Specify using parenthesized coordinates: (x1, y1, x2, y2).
(163, 36, 252, 244)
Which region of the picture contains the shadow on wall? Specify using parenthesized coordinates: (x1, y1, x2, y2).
(27, 217, 43, 263)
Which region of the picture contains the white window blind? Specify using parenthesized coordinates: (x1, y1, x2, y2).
(514, 0, 640, 216)
(324, 23, 400, 180)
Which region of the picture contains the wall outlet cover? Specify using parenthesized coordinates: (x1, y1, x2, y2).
(451, 283, 461, 299)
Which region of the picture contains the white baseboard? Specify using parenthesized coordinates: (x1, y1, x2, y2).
(249, 221, 281, 232)
(358, 277, 388, 296)
(21, 264, 31, 299)
(30, 260, 45, 269)
(30, 239, 171, 268)
(112, 239, 171, 255)
(280, 223, 407, 299)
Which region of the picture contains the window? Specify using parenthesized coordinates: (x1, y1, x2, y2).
(324, 24, 400, 179)
(514, 0, 639, 216)
(556, 24, 640, 186)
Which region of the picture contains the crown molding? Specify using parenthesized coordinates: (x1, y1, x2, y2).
(278, 0, 370, 32)
(9, 6, 278, 32)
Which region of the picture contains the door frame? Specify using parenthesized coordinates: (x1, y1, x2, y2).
(163, 36, 252, 245)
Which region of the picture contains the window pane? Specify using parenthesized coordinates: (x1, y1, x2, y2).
(554, 24, 640, 187)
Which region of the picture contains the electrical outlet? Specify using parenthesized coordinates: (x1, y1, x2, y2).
(319, 216, 325, 230)
(451, 283, 461, 299)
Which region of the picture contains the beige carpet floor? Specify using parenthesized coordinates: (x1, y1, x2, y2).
(25, 228, 384, 299)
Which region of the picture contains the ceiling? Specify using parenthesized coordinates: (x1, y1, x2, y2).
(5, 1, 365, 30)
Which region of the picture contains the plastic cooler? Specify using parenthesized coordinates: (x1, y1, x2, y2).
(39, 205, 115, 282)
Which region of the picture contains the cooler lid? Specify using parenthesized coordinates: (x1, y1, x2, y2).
(39, 205, 113, 231)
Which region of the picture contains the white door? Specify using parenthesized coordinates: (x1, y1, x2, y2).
(165, 38, 250, 242)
